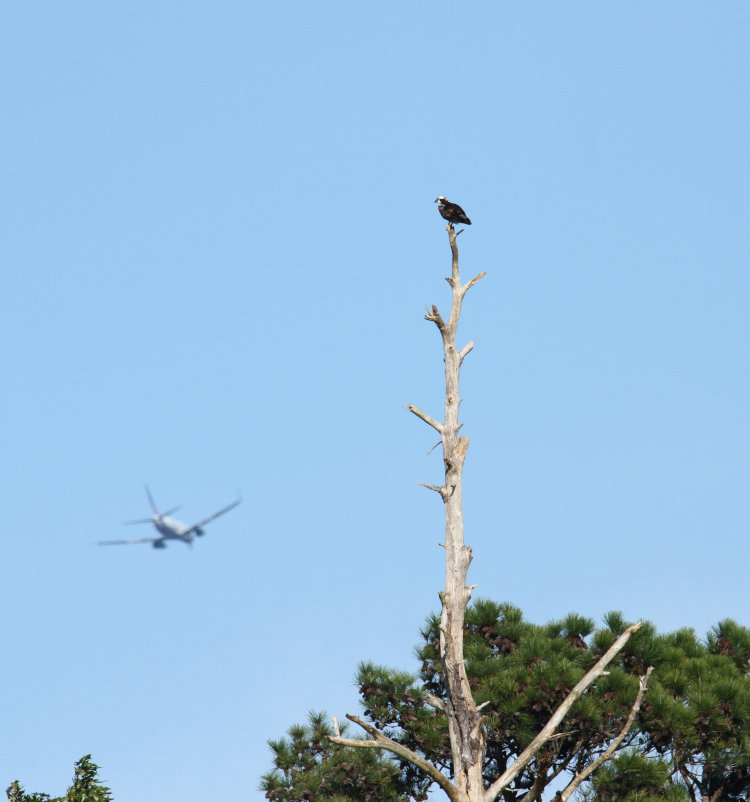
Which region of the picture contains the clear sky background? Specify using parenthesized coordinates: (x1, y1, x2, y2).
(2, 3, 749, 800)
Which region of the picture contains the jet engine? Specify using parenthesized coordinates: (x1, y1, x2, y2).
(152, 540, 167, 549)
(195, 527, 205, 537)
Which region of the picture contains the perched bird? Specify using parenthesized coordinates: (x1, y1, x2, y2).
(435, 196, 471, 225)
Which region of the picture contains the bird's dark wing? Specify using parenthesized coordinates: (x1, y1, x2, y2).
(449, 202, 471, 223)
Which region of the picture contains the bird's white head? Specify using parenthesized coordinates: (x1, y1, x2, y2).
(435, 196, 447, 203)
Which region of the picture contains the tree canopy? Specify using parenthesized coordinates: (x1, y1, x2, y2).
(6, 755, 112, 802)
(262, 602, 750, 802)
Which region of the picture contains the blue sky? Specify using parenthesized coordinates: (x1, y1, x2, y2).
(2, 3, 749, 800)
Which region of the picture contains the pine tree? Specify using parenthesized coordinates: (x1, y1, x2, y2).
(5, 781, 53, 802)
(64, 756, 112, 802)
(263, 604, 750, 802)
(6, 755, 112, 802)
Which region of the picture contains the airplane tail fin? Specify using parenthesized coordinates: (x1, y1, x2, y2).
(123, 486, 181, 525)
(145, 485, 159, 516)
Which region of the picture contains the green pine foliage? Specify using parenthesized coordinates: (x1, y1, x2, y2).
(357, 661, 449, 769)
(5, 782, 53, 802)
(260, 711, 423, 802)
(64, 756, 112, 802)
(263, 603, 750, 802)
(582, 751, 690, 802)
(6, 756, 111, 802)
(635, 624, 750, 802)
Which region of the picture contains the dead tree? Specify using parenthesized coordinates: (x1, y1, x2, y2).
(330, 224, 648, 802)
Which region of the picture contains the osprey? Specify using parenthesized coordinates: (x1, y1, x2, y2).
(435, 196, 471, 225)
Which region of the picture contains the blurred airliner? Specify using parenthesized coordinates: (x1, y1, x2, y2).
(97, 486, 241, 549)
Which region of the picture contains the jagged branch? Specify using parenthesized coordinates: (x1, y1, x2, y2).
(425, 304, 445, 331)
(458, 341, 475, 366)
(464, 272, 487, 294)
(518, 758, 575, 802)
(405, 404, 444, 434)
(444, 221, 485, 330)
(426, 694, 447, 712)
(420, 482, 446, 497)
(484, 622, 643, 802)
(558, 666, 654, 801)
(518, 771, 549, 802)
(328, 714, 460, 802)
(678, 764, 706, 802)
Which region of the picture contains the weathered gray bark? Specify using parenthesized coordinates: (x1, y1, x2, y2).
(409, 224, 486, 801)
(330, 223, 645, 802)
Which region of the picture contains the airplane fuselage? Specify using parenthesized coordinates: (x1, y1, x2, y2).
(154, 516, 192, 540)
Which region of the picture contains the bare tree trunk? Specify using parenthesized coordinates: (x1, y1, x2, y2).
(413, 225, 486, 801)
(330, 223, 644, 802)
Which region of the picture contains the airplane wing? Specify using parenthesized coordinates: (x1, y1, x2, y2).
(97, 537, 163, 546)
(184, 497, 241, 536)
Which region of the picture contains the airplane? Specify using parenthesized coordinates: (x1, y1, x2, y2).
(97, 486, 241, 549)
